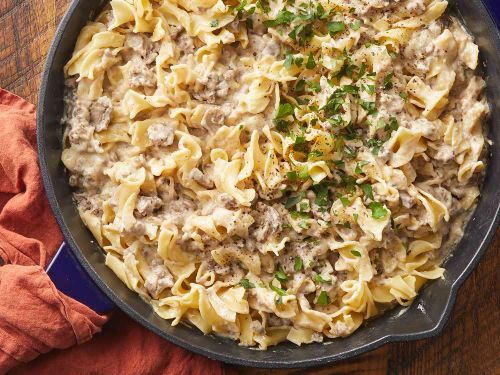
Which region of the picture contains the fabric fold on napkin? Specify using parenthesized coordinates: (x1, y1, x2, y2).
(0, 89, 224, 375)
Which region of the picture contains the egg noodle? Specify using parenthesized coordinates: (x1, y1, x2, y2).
(62, 0, 488, 348)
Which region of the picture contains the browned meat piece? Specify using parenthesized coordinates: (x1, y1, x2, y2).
(123, 221, 147, 237)
(68, 95, 87, 122)
(170, 26, 195, 54)
(68, 174, 80, 187)
(189, 168, 214, 189)
(129, 56, 156, 88)
(217, 193, 238, 210)
(248, 34, 281, 57)
(169, 25, 183, 39)
(135, 196, 163, 217)
(176, 33, 196, 54)
(74, 193, 103, 216)
(201, 107, 226, 128)
(193, 70, 235, 104)
(144, 262, 174, 298)
(124, 33, 159, 64)
(125, 33, 150, 57)
(147, 122, 175, 146)
(251, 202, 282, 241)
(160, 197, 197, 226)
(90, 96, 113, 132)
(399, 191, 416, 209)
(68, 124, 93, 145)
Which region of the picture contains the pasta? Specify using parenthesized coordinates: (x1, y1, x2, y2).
(61, 0, 488, 348)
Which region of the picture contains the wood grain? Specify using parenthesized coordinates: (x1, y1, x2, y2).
(0, 1, 498, 374)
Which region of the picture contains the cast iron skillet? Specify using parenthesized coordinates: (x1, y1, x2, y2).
(37, 0, 500, 368)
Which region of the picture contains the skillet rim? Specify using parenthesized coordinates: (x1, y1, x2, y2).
(36, 0, 500, 368)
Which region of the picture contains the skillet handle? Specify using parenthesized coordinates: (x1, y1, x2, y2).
(46, 242, 114, 314)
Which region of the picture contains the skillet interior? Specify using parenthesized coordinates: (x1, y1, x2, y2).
(37, 0, 500, 368)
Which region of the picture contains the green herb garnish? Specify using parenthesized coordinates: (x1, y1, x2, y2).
(369, 201, 388, 219)
(269, 282, 287, 296)
(355, 161, 369, 174)
(317, 291, 330, 306)
(285, 192, 305, 209)
(339, 196, 350, 207)
(294, 257, 304, 272)
(275, 265, 288, 282)
(314, 274, 329, 283)
(360, 183, 374, 200)
(263, 9, 295, 27)
(287, 171, 298, 181)
(363, 84, 375, 94)
(238, 279, 256, 289)
(328, 21, 345, 35)
(351, 249, 362, 257)
(351, 20, 362, 30)
(306, 53, 316, 69)
(383, 72, 394, 90)
(360, 100, 377, 115)
(275, 103, 294, 118)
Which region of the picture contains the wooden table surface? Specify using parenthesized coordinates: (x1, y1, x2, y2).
(1, 1, 498, 374)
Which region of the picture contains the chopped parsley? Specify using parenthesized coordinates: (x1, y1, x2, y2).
(367, 138, 384, 155)
(298, 220, 310, 229)
(284, 52, 304, 69)
(233, 0, 256, 19)
(294, 257, 304, 272)
(269, 282, 287, 296)
(344, 145, 357, 158)
(387, 116, 399, 133)
(275, 265, 288, 282)
(363, 84, 375, 95)
(360, 183, 374, 200)
(275, 103, 294, 118)
(360, 100, 377, 115)
(307, 80, 321, 92)
(351, 249, 362, 257)
(294, 79, 306, 92)
(287, 171, 298, 181)
(355, 161, 369, 174)
(308, 149, 323, 160)
(299, 200, 310, 212)
(313, 183, 330, 207)
(328, 21, 345, 35)
(369, 201, 388, 219)
(313, 274, 329, 283)
(317, 291, 330, 306)
(342, 84, 359, 95)
(306, 53, 316, 69)
(400, 92, 408, 101)
(238, 279, 255, 289)
(285, 192, 305, 209)
(210, 20, 219, 27)
(350, 20, 362, 30)
(339, 196, 350, 207)
(298, 165, 309, 180)
(263, 9, 295, 27)
(383, 72, 394, 90)
(289, 23, 314, 46)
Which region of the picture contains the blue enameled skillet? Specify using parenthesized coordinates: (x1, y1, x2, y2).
(37, 0, 500, 368)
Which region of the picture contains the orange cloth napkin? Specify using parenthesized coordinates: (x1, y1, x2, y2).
(0, 89, 224, 375)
